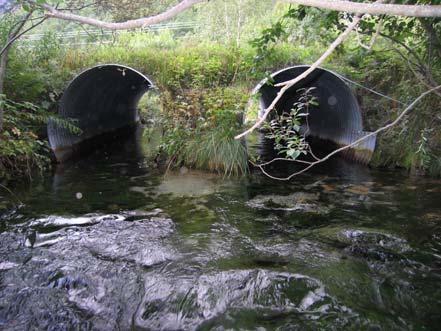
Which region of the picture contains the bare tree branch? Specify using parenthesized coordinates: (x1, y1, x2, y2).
(37, 0, 206, 30)
(253, 85, 441, 181)
(284, 0, 441, 17)
(404, 54, 441, 98)
(33, 1, 441, 33)
(1, 11, 34, 130)
(0, 17, 47, 57)
(234, 13, 364, 140)
(7, 11, 34, 39)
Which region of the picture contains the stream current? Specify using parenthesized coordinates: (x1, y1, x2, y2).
(0, 129, 440, 330)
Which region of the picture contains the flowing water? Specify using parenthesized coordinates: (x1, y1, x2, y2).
(1, 130, 441, 330)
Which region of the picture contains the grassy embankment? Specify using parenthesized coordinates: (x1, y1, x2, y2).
(3, 31, 441, 179)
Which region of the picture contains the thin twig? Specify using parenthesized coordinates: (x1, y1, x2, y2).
(253, 85, 441, 181)
(0, 17, 47, 57)
(235, 13, 364, 140)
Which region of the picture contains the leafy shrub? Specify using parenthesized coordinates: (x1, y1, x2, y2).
(265, 87, 318, 160)
(0, 95, 80, 180)
(158, 87, 249, 176)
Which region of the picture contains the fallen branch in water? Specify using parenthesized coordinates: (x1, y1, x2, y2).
(251, 85, 441, 181)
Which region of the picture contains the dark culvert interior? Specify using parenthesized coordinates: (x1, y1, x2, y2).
(48, 64, 376, 164)
(47, 64, 153, 162)
(255, 66, 376, 164)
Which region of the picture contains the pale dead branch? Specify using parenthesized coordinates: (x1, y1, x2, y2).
(37, 0, 206, 30)
(234, 13, 364, 140)
(284, 0, 441, 17)
(252, 85, 441, 181)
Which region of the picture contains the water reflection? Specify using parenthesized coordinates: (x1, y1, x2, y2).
(0, 127, 441, 330)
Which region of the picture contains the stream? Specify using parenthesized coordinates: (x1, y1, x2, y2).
(0, 129, 441, 330)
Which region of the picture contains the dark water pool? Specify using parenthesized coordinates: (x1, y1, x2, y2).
(1, 131, 441, 330)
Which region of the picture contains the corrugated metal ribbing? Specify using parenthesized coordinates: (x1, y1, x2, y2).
(256, 66, 376, 164)
(47, 64, 153, 162)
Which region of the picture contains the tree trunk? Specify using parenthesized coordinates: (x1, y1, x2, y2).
(0, 11, 35, 132)
(0, 45, 9, 132)
(419, 18, 441, 58)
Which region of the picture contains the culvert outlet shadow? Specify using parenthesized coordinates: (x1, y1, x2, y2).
(47, 64, 154, 162)
(249, 66, 376, 164)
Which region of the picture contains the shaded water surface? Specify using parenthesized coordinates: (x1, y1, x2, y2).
(1, 133, 441, 330)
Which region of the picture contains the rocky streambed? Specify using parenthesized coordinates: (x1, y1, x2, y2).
(1, 147, 441, 330)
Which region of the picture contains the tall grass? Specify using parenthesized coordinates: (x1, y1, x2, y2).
(183, 129, 249, 176)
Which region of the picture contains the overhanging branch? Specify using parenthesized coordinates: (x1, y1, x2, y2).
(284, 0, 441, 17)
(253, 85, 441, 181)
(39, 0, 206, 30)
(234, 12, 364, 140)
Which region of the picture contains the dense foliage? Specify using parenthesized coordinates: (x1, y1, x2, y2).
(265, 87, 318, 160)
(0, 95, 80, 179)
(1, 0, 441, 180)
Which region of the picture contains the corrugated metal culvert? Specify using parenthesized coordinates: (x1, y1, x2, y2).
(253, 66, 376, 164)
(48, 64, 375, 164)
(47, 64, 153, 162)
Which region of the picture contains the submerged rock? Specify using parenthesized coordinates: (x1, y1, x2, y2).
(314, 226, 412, 262)
(340, 229, 412, 254)
(0, 261, 19, 271)
(154, 171, 220, 197)
(246, 192, 331, 214)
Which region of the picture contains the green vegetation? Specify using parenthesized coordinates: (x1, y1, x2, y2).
(158, 87, 249, 175)
(0, 96, 51, 179)
(48, 38, 298, 176)
(0, 95, 80, 179)
(265, 87, 318, 160)
(1, 0, 441, 180)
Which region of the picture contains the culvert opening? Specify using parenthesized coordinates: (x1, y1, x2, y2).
(248, 66, 376, 164)
(47, 64, 154, 162)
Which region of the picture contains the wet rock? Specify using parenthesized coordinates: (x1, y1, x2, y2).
(24, 229, 67, 248)
(24, 230, 37, 248)
(314, 227, 412, 262)
(28, 214, 125, 229)
(48, 274, 88, 291)
(246, 192, 330, 214)
(81, 216, 176, 267)
(0, 210, 178, 330)
(321, 183, 336, 192)
(340, 229, 412, 255)
(122, 208, 165, 220)
(0, 287, 92, 330)
(135, 269, 351, 330)
(303, 177, 329, 190)
(0, 261, 19, 271)
(422, 212, 441, 223)
(253, 238, 341, 267)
